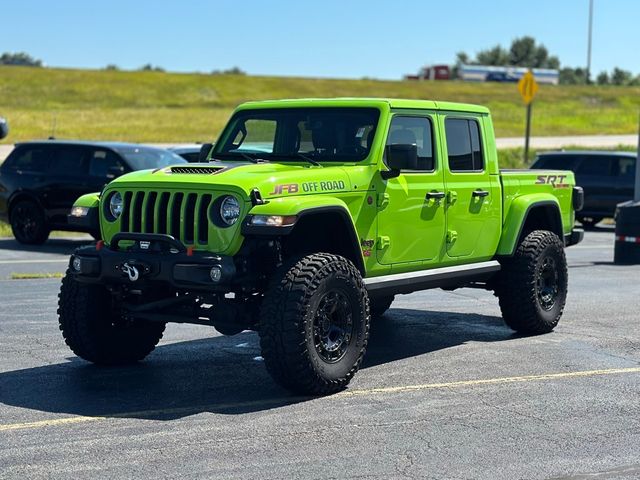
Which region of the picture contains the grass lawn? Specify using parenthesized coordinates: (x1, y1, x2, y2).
(1, 66, 639, 143)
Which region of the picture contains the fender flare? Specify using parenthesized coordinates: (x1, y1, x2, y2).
(241, 197, 364, 274)
(497, 195, 563, 256)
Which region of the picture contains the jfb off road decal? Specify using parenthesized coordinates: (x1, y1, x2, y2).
(270, 181, 346, 195)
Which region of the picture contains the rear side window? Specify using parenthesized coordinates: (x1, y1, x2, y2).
(612, 157, 636, 179)
(445, 118, 483, 172)
(386, 116, 435, 171)
(575, 156, 613, 176)
(3, 147, 51, 172)
(532, 155, 578, 170)
(50, 147, 88, 175)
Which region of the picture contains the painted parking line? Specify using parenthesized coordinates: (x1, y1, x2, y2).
(1, 366, 638, 433)
(0, 259, 68, 265)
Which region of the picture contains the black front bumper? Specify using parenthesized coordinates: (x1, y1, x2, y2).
(70, 233, 236, 291)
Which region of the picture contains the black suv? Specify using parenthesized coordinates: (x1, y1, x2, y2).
(531, 151, 636, 227)
(0, 141, 186, 244)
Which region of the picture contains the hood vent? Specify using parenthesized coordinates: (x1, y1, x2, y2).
(169, 166, 226, 175)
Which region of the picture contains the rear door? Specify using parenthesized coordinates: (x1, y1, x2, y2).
(45, 146, 90, 224)
(439, 115, 501, 259)
(574, 155, 615, 215)
(2, 144, 53, 210)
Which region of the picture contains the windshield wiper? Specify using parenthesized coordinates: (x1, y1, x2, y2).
(277, 152, 321, 167)
(212, 152, 269, 164)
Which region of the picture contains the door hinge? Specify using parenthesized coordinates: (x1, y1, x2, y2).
(447, 230, 458, 243)
(377, 236, 391, 250)
(447, 190, 458, 205)
(377, 193, 389, 209)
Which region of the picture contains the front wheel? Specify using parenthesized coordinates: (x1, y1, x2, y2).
(259, 253, 370, 395)
(496, 230, 568, 334)
(10, 200, 50, 244)
(58, 271, 165, 365)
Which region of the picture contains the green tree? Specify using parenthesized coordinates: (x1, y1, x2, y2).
(0, 52, 43, 67)
(596, 71, 609, 85)
(476, 45, 509, 66)
(457, 36, 560, 69)
(611, 68, 632, 85)
(559, 67, 587, 85)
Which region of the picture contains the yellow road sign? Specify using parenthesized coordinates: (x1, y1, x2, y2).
(518, 70, 539, 105)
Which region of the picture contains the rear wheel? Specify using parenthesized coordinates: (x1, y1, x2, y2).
(10, 200, 49, 245)
(496, 230, 568, 334)
(259, 253, 370, 395)
(58, 271, 165, 365)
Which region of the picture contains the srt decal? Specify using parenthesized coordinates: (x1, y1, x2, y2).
(535, 175, 570, 188)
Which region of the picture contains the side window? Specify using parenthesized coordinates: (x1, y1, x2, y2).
(386, 116, 435, 171)
(613, 157, 636, 179)
(4, 147, 51, 173)
(89, 149, 125, 177)
(533, 155, 578, 170)
(575, 157, 612, 176)
(445, 118, 484, 172)
(50, 147, 88, 175)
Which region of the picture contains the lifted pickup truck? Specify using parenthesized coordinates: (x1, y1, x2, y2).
(61, 98, 584, 395)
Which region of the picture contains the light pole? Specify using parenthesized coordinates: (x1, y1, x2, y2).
(586, 0, 594, 84)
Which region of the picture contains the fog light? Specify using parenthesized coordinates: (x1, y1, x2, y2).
(72, 257, 82, 272)
(210, 266, 222, 283)
(70, 206, 90, 217)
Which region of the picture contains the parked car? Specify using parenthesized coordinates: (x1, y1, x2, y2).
(0, 140, 186, 244)
(168, 144, 206, 163)
(531, 151, 636, 228)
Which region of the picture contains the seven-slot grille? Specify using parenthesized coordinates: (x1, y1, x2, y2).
(120, 191, 213, 245)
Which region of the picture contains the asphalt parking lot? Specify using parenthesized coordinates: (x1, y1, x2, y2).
(0, 228, 638, 479)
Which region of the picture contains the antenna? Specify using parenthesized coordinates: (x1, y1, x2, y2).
(50, 113, 57, 140)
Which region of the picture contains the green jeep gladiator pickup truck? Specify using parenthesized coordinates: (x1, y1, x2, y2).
(61, 98, 584, 395)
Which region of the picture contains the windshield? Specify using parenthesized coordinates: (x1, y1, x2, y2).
(215, 107, 380, 162)
(115, 146, 187, 170)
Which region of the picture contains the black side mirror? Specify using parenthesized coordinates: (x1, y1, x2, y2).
(198, 143, 213, 162)
(381, 144, 418, 179)
(0, 117, 8, 140)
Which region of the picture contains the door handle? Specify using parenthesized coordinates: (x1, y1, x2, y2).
(472, 189, 489, 198)
(426, 191, 446, 200)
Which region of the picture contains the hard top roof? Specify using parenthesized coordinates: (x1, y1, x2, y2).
(236, 98, 489, 114)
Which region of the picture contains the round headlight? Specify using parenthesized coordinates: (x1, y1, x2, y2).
(219, 196, 240, 226)
(109, 192, 123, 220)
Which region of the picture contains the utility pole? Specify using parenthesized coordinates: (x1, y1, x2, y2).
(635, 111, 640, 202)
(586, 0, 594, 84)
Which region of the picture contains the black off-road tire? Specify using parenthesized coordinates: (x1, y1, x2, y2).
(496, 230, 568, 335)
(10, 200, 50, 245)
(370, 295, 395, 318)
(58, 270, 165, 365)
(259, 253, 370, 395)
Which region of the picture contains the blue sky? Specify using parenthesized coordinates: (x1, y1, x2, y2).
(2, 0, 638, 78)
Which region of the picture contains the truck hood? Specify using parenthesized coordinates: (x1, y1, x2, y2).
(108, 161, 353, 199)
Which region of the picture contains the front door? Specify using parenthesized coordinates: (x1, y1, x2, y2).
(439, 115, 501, 259)
(376, 114, 446, 266)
